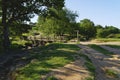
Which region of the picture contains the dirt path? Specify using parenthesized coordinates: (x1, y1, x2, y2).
(42, 52, 91, 80)
(78, 45, 108, 80)
(100, 45, 120, 54)
(78, 44, 120, 80)
(80, 41, 120, 45)
(42, 43, 120, 80)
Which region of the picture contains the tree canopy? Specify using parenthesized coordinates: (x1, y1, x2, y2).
(1, 0, 65, 50)
(36, 8, 78, 38)
(96, 25, 120, 38)
(79, 19, 96, 40)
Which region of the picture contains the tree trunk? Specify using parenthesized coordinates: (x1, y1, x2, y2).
(3, 24, 10, 50)
(2, 0, 10, 51)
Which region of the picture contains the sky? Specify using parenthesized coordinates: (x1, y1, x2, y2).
(65, 0, 120, 28)
(31, 0, 120, 29)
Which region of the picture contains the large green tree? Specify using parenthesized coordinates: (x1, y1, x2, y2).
(36, 8, 78, 39)
(1, 0, 64, 50)
(96, 26, 120, 38)
(79, 19, 96, 40)
(105, 26, 119, 34)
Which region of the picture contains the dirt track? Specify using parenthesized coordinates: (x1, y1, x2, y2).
(78, 44, 120, 80)
(80, 41, 120, 45)
(44, 42, 120, 80)
(42, 52, 91, 80)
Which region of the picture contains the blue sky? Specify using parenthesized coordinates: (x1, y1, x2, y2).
(65, 0, 120, 28)
(31, 0, 120, 28)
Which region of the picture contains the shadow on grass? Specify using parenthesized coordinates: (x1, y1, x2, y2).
(15, 43, 80, 80)
(88, 44, 113, 55)
(105, 45, 120, 49)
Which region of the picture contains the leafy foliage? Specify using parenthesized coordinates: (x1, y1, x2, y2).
(2, 0, 64, 23)
(35, 8, 78, 40)
(79, 19, 96, 40)
(96, 26, 120, 38)
(1, 0, 65, 49)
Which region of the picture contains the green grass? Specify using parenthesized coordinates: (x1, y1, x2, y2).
(84, 77, 94, 80)
(105, 69, 118, 78)
(88, 44, 113, 55)
(47, 76, 58, 80)
(15, 43, 80, 80)
(79, 53, 95, 76)
(94, 38, 120, 42)
(85, 62, 95, 75)
(106, 45, 120, 49)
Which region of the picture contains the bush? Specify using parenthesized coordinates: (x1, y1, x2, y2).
(115, 34, 120, 38)
(107, 34, 120, 38)
(96, 29, 109, 38)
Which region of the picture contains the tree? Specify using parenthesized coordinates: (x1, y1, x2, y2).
(96, 29, 109, 38)
(95, 25, 103, 29)
(0, 19, 2, 46)
(79, 19, 96, 40)
(1, 0, 64, 50)
(64, 8, 78, 35)
(96, 26, 120, 38)
(64, 8, 78, 23)
(36, 8, 78, 40)
(10, 23, 32, 37)
(105, 26, 119, 34)
(36, 8, 66, 36)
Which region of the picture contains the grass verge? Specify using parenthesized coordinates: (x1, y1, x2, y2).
(88, 44, 113, 55)
(79, 53, 95, 79)
(46, 76, 58, 80)
(15, 43, 80, 80)
(105, 69, 118, 78)
(94, 38, 120, 42)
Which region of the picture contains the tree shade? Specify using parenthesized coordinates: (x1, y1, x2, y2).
(1, 0, 65, 51)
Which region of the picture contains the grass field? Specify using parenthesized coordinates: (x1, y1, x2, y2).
(15, 43, 80, 80)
